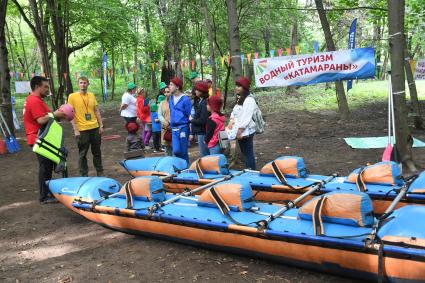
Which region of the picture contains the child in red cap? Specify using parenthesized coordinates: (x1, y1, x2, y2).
(125, 121, 143, 152)
(205, 96, 225, 154)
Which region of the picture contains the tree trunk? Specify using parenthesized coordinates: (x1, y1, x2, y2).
(286, 20, 299, 95)
(47, 0, 68, 106)
(201, 2, 217, 96)
(111, 47, 116, 100)
(404, 46, 422, 129)
(388, 0, 416, 172)
(381, 51, 388, 80)
(0, 0, 13, 132)
(314, 0, 350, 119)
(226, 0, 242, 82)
(263, 29, 270, 57)
(144, 5, 157, 90)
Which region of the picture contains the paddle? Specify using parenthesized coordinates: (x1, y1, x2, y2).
(147, 170, 245, 214)
(366, 174, 417, 244)
(382, 73, 396, 162)
(256, 173, 338, 230)
(0, 111, 19, 153)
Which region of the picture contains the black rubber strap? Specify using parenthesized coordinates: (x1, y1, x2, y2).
(271, 161, 288, 184)
(209, 187, 229, 215)
(125, 181, 134, 209)
(356, 167, 367, 192)
(270, 161, 315, 191)
(313, 196, 326, 236)
(195, 158, 204, 180)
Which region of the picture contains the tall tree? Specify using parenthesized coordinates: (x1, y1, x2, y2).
(0, 0, 13, 132)
(12, 0, 56, 106)
(388, 0, 416, 172)
(201, 1, 217, 96)
(314, 0, 350, 119)
(226, 0, 242, 82)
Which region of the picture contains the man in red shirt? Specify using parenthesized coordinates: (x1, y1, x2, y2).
(23, 76, 65, 203)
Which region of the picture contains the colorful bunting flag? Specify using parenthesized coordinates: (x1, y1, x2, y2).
(278, 48, 283, 57)
(270, 50, 275, 57)
(295, 46, 300, 55)
(286, 48, 291, 55)
(247, 53, 251, 64)
(254, 52, 259, 59)
(313, 41, 319, 53)
(191, 59, 195, 69)
(241, 54, 245, 65)
(63, 73, 67, 80)
(151, 63, 155, 71)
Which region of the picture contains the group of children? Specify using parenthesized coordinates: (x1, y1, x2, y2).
(123, 79, 226, 160)
(124, 88, 164, 154)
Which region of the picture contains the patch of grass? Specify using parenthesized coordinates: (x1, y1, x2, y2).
(254, 79, 425, 114)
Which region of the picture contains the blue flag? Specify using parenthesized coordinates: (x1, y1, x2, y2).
(102, 52, 108, 101)
(347, 18, 357, 92)
(313, 41, 319, 53)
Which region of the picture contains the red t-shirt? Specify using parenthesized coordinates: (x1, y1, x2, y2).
(23, 94, 51, 146)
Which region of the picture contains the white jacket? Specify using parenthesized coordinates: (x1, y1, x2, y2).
(231, 95, 257, 137)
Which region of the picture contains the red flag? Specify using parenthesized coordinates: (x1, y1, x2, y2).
(191, 59, 195, 69)
(286, 48, 291, 55)
(254, 52, 259, 59)
(63, 72, 67, 80)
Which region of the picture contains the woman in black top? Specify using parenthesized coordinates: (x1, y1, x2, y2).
(190, 81, 210, 157)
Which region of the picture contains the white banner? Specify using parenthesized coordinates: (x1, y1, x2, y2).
(414, 59, 425, 80)
(15, 81, 31, 94)
(253, 48, 375, 88)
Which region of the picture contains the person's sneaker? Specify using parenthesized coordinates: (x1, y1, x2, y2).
(153, 150, 159, 153)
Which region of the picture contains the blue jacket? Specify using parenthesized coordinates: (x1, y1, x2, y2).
(151, 112, 161, 132)
(169, 94, 192, 128)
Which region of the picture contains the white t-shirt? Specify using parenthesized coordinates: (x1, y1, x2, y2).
(230, 96, 256, 137)
(120, 92, 137, 117)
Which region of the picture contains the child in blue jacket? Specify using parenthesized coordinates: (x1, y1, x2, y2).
(150, 103, 162, 153)
(168, 77, 192, 165)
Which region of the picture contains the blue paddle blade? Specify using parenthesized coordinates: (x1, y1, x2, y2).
(11, 136, 20, 152)
(4, 138, 13, 153)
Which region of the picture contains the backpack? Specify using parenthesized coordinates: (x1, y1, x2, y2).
(249, 95, 265, 134)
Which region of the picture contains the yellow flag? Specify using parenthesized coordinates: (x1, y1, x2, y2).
(247, 53, 251, 64)
(151, 63, 155, 71)
(221, 56, 225, 67)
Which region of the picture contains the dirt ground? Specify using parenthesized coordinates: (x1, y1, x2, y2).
(2, 101, 425, 283)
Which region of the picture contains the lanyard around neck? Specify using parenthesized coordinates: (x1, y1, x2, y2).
(80, 93, 90, 113)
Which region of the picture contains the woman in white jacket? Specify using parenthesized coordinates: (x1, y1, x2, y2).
(228, 77, 257, 169)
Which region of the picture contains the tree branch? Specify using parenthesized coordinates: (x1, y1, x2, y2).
(67, 38, 96, 55)
(10, 0, 40, 40)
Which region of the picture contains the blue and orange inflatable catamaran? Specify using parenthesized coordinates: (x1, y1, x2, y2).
(48, 154, 425, 282)
(120, 155, 425, 214)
